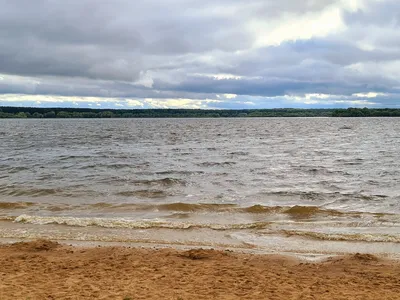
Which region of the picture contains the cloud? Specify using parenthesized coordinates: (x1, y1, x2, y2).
(126, 100, 144, 107)
(1, 92, 396, 109)
(0, 0, 399, 108)
(251, 5, 345, 47)
(352, 92, 389, 98)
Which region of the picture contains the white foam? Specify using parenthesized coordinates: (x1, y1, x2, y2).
(13, 214, 269, 230)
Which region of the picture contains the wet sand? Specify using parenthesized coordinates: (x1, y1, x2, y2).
(1, 240, 400, 300)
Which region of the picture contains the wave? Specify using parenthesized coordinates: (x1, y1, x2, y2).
(7, 166, 30, 174)
(0, 200, 379, 220)
(13, 214, 271, 230)
(89, 202, 115, 208)
(115, 190, 168, 198)
(10, 214, 400, 243)
(0, 186, 63, 197)
(155, 171, 204, 175)
(283, 205, 345, 217)
(156, 203, 350, 216)
(242, 205, 283, 214)
(197, 162, 236, 167)
(0, 216, 17, 221)
(58, 155, 94, 161)
(243, 205, 354, 217)
(153, 203, 383, 219)
(260, 190, 391, 202)
(0, 195, 390, 221)
(228, 151, 249, 156)
(157, 203, 237, 212)
(0, 202, 35, 209)
(0, 185, 102, 198)
(79, 163, 133, 170)
(291, 166, 351, 176)
(132, 178, 187, 186)
(282, 230, 400, 243)
(86, 202, 271, 213)
(260, 190, 332, 200)
(84, 203, 337, 215)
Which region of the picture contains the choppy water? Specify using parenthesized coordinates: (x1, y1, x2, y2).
(1, 118, 400, 256)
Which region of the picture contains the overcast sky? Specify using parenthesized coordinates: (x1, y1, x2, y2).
(1, 0, 400, 109)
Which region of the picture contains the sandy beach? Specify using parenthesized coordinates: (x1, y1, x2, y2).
(0, 240, 399, 299)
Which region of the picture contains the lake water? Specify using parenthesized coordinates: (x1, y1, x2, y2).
(1, 118, 400, 257)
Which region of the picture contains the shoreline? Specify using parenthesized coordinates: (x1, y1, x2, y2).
(3, 221, 400, 261)
(1, 239, 400, 299)
(0, 237, 336, 262)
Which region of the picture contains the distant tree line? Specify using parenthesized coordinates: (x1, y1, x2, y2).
(0, 106, 399, 118)
(331, 107, 400, 117)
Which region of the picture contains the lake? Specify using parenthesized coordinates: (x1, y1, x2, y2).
(1, 118, 400, 258)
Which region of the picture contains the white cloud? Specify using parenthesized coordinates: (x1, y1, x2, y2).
(144, 98, 221, 109)
(126, 99, 144, 107)
(306, 94, 332, 99)
(0, 92, 391, 109)
(252, 6, 345, 47)
(0, 94, 63, 102)
(0, 94, 223, 109)
(223, 94, 237, 99)
(334, 99, 377, 105)
(352, 92, 388, 98)
(341, 0, 367, 11)
(0, 95, 141, 106)
(194, 73, 243, 80)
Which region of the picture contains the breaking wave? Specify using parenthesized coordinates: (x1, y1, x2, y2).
(13, 214, 270, 230)
(1, 199, 384, 221)
(282, 230, 400, 243)
(157, 203, 237, 212)
(10, 214, 400, 243)
(84, 203, 356, 216)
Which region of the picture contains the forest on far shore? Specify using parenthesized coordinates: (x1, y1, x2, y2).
(1, 107, 400, 118)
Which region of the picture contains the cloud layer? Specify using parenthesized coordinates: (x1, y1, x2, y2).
(0, 0, 399, 108)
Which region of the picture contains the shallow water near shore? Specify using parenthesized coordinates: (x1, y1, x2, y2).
(0, 117, 399, 257)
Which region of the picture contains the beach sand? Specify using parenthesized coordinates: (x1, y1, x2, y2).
(1, 240, 400, 300)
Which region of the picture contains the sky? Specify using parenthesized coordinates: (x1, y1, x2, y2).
(0, 0, 400, 109)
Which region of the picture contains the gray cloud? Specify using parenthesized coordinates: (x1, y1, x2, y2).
(0, 0, 400, 108)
